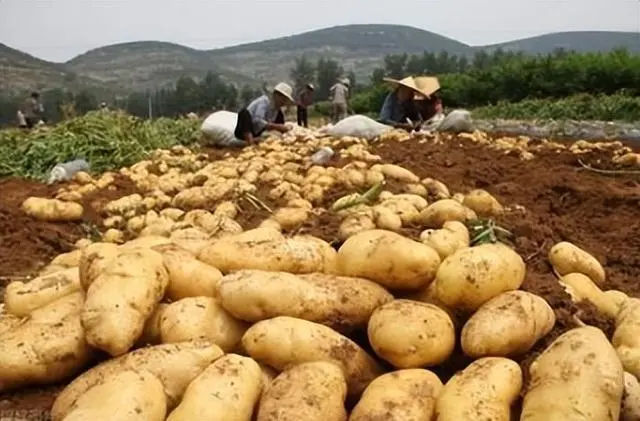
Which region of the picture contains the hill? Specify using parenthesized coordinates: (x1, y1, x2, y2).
(481, 31, 640, 54)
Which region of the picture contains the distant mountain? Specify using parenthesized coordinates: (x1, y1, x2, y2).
(1, 25, 639, 94)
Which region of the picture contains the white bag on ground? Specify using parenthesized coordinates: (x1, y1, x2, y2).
(325, 115, 392, 140)
(437, 109, 474, 133)
(200, 111, 240, 145)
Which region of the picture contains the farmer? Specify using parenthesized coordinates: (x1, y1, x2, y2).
(329, 78, 350, 124)
(233, 82, 295, 146)
(296, 83, 314, 128)
(16, 110, 27, 129)
(413, 76, 444, 122)
(377, 76, 424, 131)
(20, 92, 45, 129)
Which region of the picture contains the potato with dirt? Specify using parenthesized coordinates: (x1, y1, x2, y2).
(520, 326, 624, 421)
(436, 357, 522, 421)
(0, 292, 91, 392)
(433, 242, 526, 312)
(242, 316, 382, 395)
(256, 361, 347, 421)
(368, 299, 455, 368)
(166, 354, 263, 421)
(219, 270, 392, 332)
(461, 291, 555, 358)
(169, 227, 211, 255)
(22, 197, 84, 221)
(78, 242, 120, 289)
(462, 189, 503, 216)
(613, 298, 640, 379)
(62, 370, 167, 421)
(419, 220, 470, 259)
(559, 273, 619, 319)
(350, 369, 442, 421)
(159, 296, 247, 352)
(81, 247, 169, 356)
(548, 241, 605, 285)
(415, 199, 477, 228)
(4, 267, 80, 317)
(622, 372, 640, 421)
(51, 341, 224, 421)
(336, 229, 441, 290)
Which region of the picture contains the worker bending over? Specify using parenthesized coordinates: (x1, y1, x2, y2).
(377, 77, 424, 131)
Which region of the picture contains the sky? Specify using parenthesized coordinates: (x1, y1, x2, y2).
(1, 0, 639, 63)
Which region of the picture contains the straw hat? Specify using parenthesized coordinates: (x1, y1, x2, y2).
(382, 76, 425, 99)
(273, 82, 295, 103)
(340, 77, 351, 86)
(413, 76, 441, 99)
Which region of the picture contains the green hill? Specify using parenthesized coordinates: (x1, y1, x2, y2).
(481, 31, 640, 54)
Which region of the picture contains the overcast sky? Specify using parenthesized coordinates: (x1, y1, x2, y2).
(1, 0, 639, 62)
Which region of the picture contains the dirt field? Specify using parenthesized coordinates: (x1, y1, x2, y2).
(0, 132, 639, 419)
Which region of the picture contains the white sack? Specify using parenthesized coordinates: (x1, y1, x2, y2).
(200, 111, 240, 145)
(324, 115, 392, 140)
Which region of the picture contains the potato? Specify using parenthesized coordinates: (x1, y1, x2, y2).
(372, 205, 403, 231)
(520, 326, 624, 421)
(219, 270, 392, 332)
(139, 303, 169, 346)
(339, 213, 376, 240)
(623, 372, 640, 421)
(166, 354, 263, 421)
(199, 230, 337, 274)
(461, 291, 555, 358)
(613, 298, 640, 378)
(62, 370, 167, 421)
(462, 189, 503, 216)
(159, 297, 247, 352)
(242, 316, 382, 395)
(415, 199, 477, 228)
(373, 164, 419, 183)
(336, 230, 441, 290)
(378, 199, 419, 225)
(560, 273, 619, 318)
(156, 244, 222, 300)
(434, 243, 526, 312)
(0, 304, 21, 335)
(78, 242, 120, 289)
(120, 235, 173, 250)
(22, 197, 84, 221)
(51, 341, 224, 421)
(272, 207, 309, 230)
(160, 208, 185, 221)
(4, 267, 80, 317)
(436, 357, 522, 421)
(548, 241, 605, 285)
(391, 193, 428, 210)
(368, 299, 455, 368)
(419, 220, 469, 259)
(256, 361, 347, 421)
(350, 369, 442, 421)
(81, 248, 169, 356)
(0, 292, 91, 392)
(50, 249, 83, 268)
(421, 177, 450, 199)
(169, 227, 211, 255)
(607, 290, 630, 315)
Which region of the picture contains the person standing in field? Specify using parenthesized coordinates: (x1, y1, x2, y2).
(296, 83, 314, 128)
(329, 78, 350, 124)
(21, 92, 45, 129)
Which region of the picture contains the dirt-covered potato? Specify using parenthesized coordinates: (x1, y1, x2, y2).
(461, 291, 555, 358)
(256, 361, 347, 421)
(78, 242, 120, 289)
(613, 298, 640, 379)
(22, 197, 84, 222)
(242, 316, 382, 395)
(622, 371, 640, 421)
(339, 212, 377, 240)
(169, 227, 211, 255)
(219, 270, 392, 332)
(548, 241, 605, 285)
(560, 273, 619, 319)
(436, 357, 522, 421)
(336, 230, 441, 290)
(419, 220, 470, 259)
(462, 189, 503, 216)
(415, 199, 477, 228)
(367, 299, 455, 368)
(521, 326, 624, 421)
(349, 369, 442, 421)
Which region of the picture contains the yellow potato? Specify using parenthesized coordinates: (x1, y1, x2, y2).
(368, 299, 455, 368)
(434, 243, 526, 312)
(62, 370, 166, 421)
(138, 303, 169, 346)
(350, 369, 442, 421)
(4, 267, 80, 317)
(339, 213, 377, 240)
(622, 372, 640, 421)
(521, 326, 624, 421)
(461, 291, 555, 358)
(336, 230, 441, 290)
(548, 241, 605, 285)
(437, 357, 522, 421)
(256, 361, 347, 421)
(606, 290, 630, 315)
(372, 205, 403, 231)
(50, 249, 83, 268)
(462, 189, 503, 216)
(51, 341, 224, 421)
(166, 354, 263, 421)
(421, 177, 450, 199)
(415, 199, 477, 228)
(159, 297, 247, 352)
(614, 298, 640, 378)
(272, 207, 309, 230)
(219, 270, 392, 332)
(22, 197, 84, 222)
(419, 220, 470, 259)
(242, 316, 382, 395)
(373, 164, 419, 183)
(78, 242, 120, 289)
(560, 273, 619, 318)
(169, 227, 211, 255)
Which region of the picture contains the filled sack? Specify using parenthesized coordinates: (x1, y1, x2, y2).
(324, 115, 392, 140)
(200, 111, 241, 146)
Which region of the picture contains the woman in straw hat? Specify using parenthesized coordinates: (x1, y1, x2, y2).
(233, 82, 295, 146)
(413, 76, 444, 122)
(378, 76, 424, 130)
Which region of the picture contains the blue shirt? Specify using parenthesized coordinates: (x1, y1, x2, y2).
(378, 91, 421, 125)
(246, 95, 281, 134)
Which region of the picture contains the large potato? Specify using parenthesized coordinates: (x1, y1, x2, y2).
(81, 248, 169, 356)
(462, 189, 503, 217)
(51, 341, 224, 421)
(219, 270, 392, 332)
(159, 297, 247, 352)
(415, 199, 477, 228)
(436, 357, 522, 421)
(336, 229, 441, 290)
(169, 227, 211, 255)
(560, 273, 619, 318)
(368, 299, 455, 368)
(22, 197, 83, 221)
(434, 243, 525, 312)
(242, 316, 382, 395)
(613, 298, 640, 378)
(256, 361, 347, 421)
(166, 354, 263, 421)
(78, 242, 120, 289)
(62, 370, 166, 421)
(461, 291, 555, 358)
(350, 369, 442, 421)
(548, 241, 605, 285)
(521, 326, 624, 421)
(419, 220, 470, 259)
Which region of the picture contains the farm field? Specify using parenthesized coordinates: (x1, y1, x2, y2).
(0, 113, 639, 420)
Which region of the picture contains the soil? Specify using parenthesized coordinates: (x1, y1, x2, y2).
(0, 133, 639, 419)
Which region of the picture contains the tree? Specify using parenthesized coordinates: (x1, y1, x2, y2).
(383, 54, 408, 79)
(315, 58, 343, 100)
(289, 55, 316, 93)
(370, 68, 385, 85)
